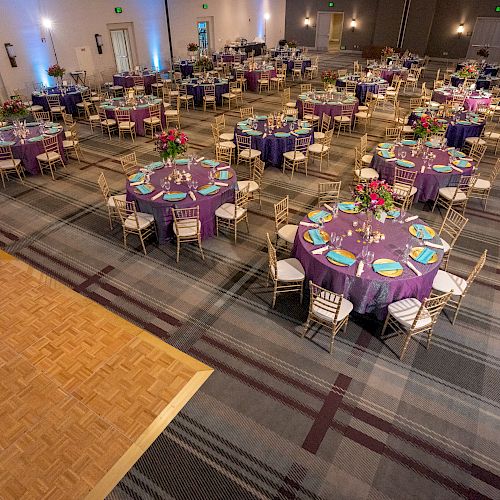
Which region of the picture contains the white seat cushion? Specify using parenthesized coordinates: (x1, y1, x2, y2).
(164, 110, 179, 116)
(334, 116, 351, 123)
(219, 132, 234, 141)
(312, 293, 353, 323)
(239, 148, 261, 159)
(432, 270, 467, 296)
(308, 143, 329, 153)
(464, 137, 485, 145)
(0, 158, 21, 169)
(273, 258, 305, 282)
(473, 178, 491, 190)
(89, 114, 100, 121)
(357, 105, 368, 111)
(203, 96, 216, 101)
(488, 132, 500, 140)
(50, 106, 65, 112)
(277, 224, 298, 244)
(356, 168, 379, 180)
(215, 202, 246, 220)
(283, 151, 306, 161)
(180, 95, 194, 99)
(388, 298, 432, 329)
(118, 121, 135, 129)
(286, 102, 296, 108)
(124, 212, 155, 230)
(438, 187, 467, 201)
(101, 119, 116, 126)
(220, 141, 236, 149)
(303, 113, 319, 121)
(221, 93, 236, 99)
(143, 117, 161, 124)
(361, 154, 373, 164)
(174, 219, 201, 237)
(36, 151, 60, 162)
(107, 194, 127, 207)
(64, 131, 72, 139)
(314, 131, 325, 140)
(237, 180, 259, 193)
(440, 237, 451, 253)
(110, 85, 123, 90)
(394, 182, 417, 197)
(402, 125, 413, 133)
(355, 111, 368, 119)
(62, 140, 78, 147)
(29, 105, 44, 112)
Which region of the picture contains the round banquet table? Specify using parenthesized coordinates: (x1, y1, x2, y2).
(279, 59, 311, 73)
(126, 160, 237, 244)
(370, 143, 475, 202)
(379, 67, 408, 84)
(292, 209, 444, 319)
(408, 111, 485, 148)
(112, 73, 158, 94)
(31, 86, 85, 115)
(0, 123, 66, 175)
(179, 62, 195, 78)
(296, 95, 359, 121)
(456, 63, 499, 77)
(212, 53, 247, 63)
(244, 69, 277, 92)
(336, 77, 387, 103)
(101, 97, 166, 137)
(450, 75, 497, 90)
(233, 117, 314, 167)
(184, 79, 230, 106)
(271, 49, 302, 58)
(430, 89, 492, 113)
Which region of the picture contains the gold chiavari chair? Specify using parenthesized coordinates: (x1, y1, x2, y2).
(133, 76, 145, 93)
(36, 135, 65, 180)
(164, 96, 181, 128)
(282, 87, 295, 108)
(333, 104, 355, 136)
(266, 232, 305, 308)
(240, 106, 254, 119)
(83, 101, 101, 132)
(282, 136, 310, 178)
(203, 84, 217, 111)
(318, 181, 341, 206)
(120, 152, 139, 176)
(308, 128, 333, 171)
(221, 81, 240, 109)
(345, 80, 357, 97)
(236, 134, 261, 170)
(300, 83, 312, 93)
(468, 142, 487, 167)
(385, 126, 401, 142)
(283, 105, 299, 118)
(143, 102, 163, 138)
(303, 281, 353, 353)
(215, 142, 233, 164)
(470, 158, 500, 210)
(46, 94, 65, 121)
(151, 72, 165, 97)
(98, 106, 117, 139)
(0, 145, 24, 188)
(381, 291, 453, 360)
(237, 157, 265, 207)
(314, 113, 332, 141)
(434, 206, 468, 271)
(115, 108, 136, 141)
(33, 110, 51, 122)
(354, 99, 375, 132)
(172, 206, 204, 263)
(97, 171, 127, 229)
(274, 195, 298, 246)
(302, 101, 320, 129)
(432, 174, 478, 215)
(258, 71, 270, 93)
(353, 147, 379, 183)
(392, 167, 418, 210)
(292, 60, 303, 81)
(62, 123, 83, 162)
(179, 85, 194, 110)
(432, 249, 488, 325)
(215, 185, 250, 243)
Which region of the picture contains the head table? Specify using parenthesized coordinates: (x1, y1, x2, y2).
(370, 141, 476, 202)
(336, 75, 387, 103)
(31, 86, 86, 115)
(292, 207, 444, 319)
(296, 91, 359, 121)
(0, 122, 65, 175)
(233, 116, 314, 167)
(431, 87, 492, 113)
(126, 159, 237, 244)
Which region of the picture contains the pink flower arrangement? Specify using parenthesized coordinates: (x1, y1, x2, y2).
(187, 42, 199, 52)
(47, 64, 65, 78)
(381, 46, 395, 58)
(412, 113, 445, 138)
(0, 99, 28, 121)
(156, 129, 188, 160)
(353, 180, 396, 216)
(456, 64, 479, 79)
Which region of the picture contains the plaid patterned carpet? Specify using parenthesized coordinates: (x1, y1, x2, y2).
(1, 52, 499, 499)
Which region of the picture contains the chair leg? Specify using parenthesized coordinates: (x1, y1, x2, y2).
(400, 334, 412, 360)
(380, 313, 391, 336)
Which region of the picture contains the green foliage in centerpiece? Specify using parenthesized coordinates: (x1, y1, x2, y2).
(155, 129, 188, 160)
(353, 180, 396, 217)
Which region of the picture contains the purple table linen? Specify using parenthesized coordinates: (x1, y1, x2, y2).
(336, 80, 385, 103)
(282, 59, 311, 73)
(3, 127, 66, 175)
(296, 99, 359, 122)
(244, 69, 277, 92)
(180, 63, 194, 78)
(431, 90, 492, 113)
(126, 162, 237, 244)
(32, 87, 83, 115)
(379, 68, 408, 84)
(112, 74, 157, 94)
(371, 145, 475, 202)
(185, 81, 230, 106)
(103, 103, 166, 137)
(292, 211, 443, 319)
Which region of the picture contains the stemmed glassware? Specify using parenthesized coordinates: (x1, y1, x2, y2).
(161, 178, 171, 195)
(398, 208, 406, 224)
(192, 179, 199, 191)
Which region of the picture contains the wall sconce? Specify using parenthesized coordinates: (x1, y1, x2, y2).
(95, 33, 104, 54)
(305, 17, 310, 28)
(351, 19, 357, 32)
(4, 43, 17, 67)
(457, 23, 464, 35)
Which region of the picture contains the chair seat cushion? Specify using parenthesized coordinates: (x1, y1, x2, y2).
(388, 298, 432, 329)
(488, 132, 500, 139)
(239, 148, 261, 158)
(277, 224, 298, 244)
(273, 258, 305, 281)
(334, 116, 351, 122)
(204, 96, 216, 101)
(402, 125, 413, 133)
(314, 132, 325, 140)
(28, 105, 44, 112)
(64, 131, 72, 139)
(312, 293, 353, 323)
(220, 141, 236, 148)
(361, 154, 373, 164)
(174, 219, 201, 237)
(164, 110, 179, 116)
(0, 158, 21, 169)
(355, 112, 368, 119)
(221, 93, 237, 99)
(308, 143, 329, 153)
(107, 194, 127, 207)
(283, 151, 306, 161)
(432, 270, 467, 296)
(356, 168, 379, 180)
(219, 132, 234, 141)
(303, 114, 319, 121)
(101, 119, 117, 126)
(89, 114, 100, 121)
(180, 95, 194, 100)
(438, 187, 466, 201)
(124, 212, 155, 230)
(143, 117, 161, 124)
(62, 140, 79, 147)
(215, 202, 246, 220)
(50, 106, 65, 112)
(110, 85, 123, 90)
(464, 137, 486, 145)
(357, 105, 368, 111)
(118, 121, 135, 129)
(258, 79, 269, 84)
(36, 151, 60, 162)
(286, 102, 296, 108)
(237, 180, 259, 193)
(473, 178, 491, 190)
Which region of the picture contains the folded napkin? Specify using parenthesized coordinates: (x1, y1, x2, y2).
(0, 126, 13, 131)
(217, 165, 230, 171)
(202, 159, 219, 167)
(377, 142, 394, 149)
(146, 161, 163, 170)
(405, 215, 418, 223)
(460, 157, 473, 161)
(425, 141, 441, 148)
(373, 261, 403, 273)
(412, 224, 433, 240)
(163, 192, 187, 201)
(300, 221, 318, 228)
(196, 157, 205, 162)
(129, 173, 144, 183)
(327, 250, 355, 266)
(448, 149, 466, 158)
(406, 261, 422, 276)
(198, 185, 220, 195)
(308, 229, 326, 246)
(450, 165, 463, 173)
(174, 158, 189, 165)
(424, 241, 444, 250)
(323, 203, 335, 212)
(136, 184, 154, 195)
(217, 170, 229, 180)
(387, 158, 398, 162)
(246, 130, 263, 136)
(453, 159, 470, 168)
(274, 132, 291, 138)
(256, 115, 267, 120)
(295, 128, 311, 135)
(189, 191, 196, 200)
(308, 210, 330, 223)
(339, 202, 356, 211)
(457, 120, 471, 125)
(26, 122, 39, 127)
(214, 181, 228, 187)
(311, 246, 329, 255)
(401, 139, 417, 146)
(378, 150, 395, 159)
(151, 191, 165, 201)
(414, 247, 436, 264)
(356, 260, 365, 277)
(433, 164, 452, 173)
(387, 210, 401, 218)
(0, 140, 15, 146)
(237, 121, 250, 127)
(129, 181, 144, 187)
(396, 159, 415, 168)
(28, 135, 44, 142)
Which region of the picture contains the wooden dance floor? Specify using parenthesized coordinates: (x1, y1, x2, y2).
(0, 250, 213, 499)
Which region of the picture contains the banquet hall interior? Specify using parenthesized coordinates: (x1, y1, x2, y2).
(1, 0, 499, 498)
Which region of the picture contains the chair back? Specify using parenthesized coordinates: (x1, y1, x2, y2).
(97, 171, 110, 201)
(33, 110, 51, 122)
(410, 292, 452, 332)
(266, 232, 278, 278)
(46, 94, 61, 107)
(240, 106, 254, 119)
(376, 83, 388, 96)
(470, 143, 487, 163)
(341, 103, 355, 117)
(385, 126, 401, 141)
(236, 133, 252, 152)
(293, 61, 302, 71)
(41, 135, 60, 156)
(300, 83, 312, 93)
(321, 114, 332, 132)
(214, 114, 225, 128)
(394, 166, 417, 188)
(303, 101, 316, 116)
(61, 111, 75, 127)
(309, 281, 344, 324)
(488, 158, 500, 183)
(215, 142, 233, 163)
(439, 207, 468, 248)
(260, 71, 270, 80)
(172, 206, 200, 238)
(345, 81, 357, 94)
(98, 107, 108, 121)
(252, 158, 265, 184)
(133, 76, 145, 87)
(115, 108, 132, 123)
(293, 136, 311, 157)
(318, 181, 341, 205)
(148, 103, 161, 119)
(0, 145, 16, 166)
(283, 106, 298, 118)
(204, 84, 215, 97)
(120, 152, 138, 175)
(464, 249, 487, 291)
(114, 199, 139, 228)
(274, 196, 289, 230)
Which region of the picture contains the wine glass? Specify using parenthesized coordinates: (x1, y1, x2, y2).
(329, 232, 336, 250)
(398, 208, 406, 224)
(400, 150, 407, 160)
(318, 217, 325, 230)
(192, 179, 198, 191)
(366, 250, 375, 265)
(335, 235, 343, 249)
(208, 170, 214, 185)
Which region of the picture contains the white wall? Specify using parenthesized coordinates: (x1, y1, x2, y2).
(167, 0, 286, 57)
(0, 0, 170, 98)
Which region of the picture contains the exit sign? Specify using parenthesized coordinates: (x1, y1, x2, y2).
(114, 7, 123, 13)
(329, 2, 334, 6)
(202, 3, 208, 8)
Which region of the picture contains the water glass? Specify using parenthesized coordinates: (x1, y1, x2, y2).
(399, 208, 406, 223)
(366, 251, 375, 265)
(192, 179, 198, 190)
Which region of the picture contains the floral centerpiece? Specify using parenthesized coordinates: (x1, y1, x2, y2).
(0, 99, 29, 122)
(156, 129, 188, 161)
(322, 70, 338, 86)
(187, 42, 199, 52)
(412, 113, 445, 139)
(47, 64, 65, 78)
(381, 46, 395, 58)
(196, 55, 214, 72)
(287, 40, 297, 48)
(456, 64, 479, 79)
(354, 180, 396, 219)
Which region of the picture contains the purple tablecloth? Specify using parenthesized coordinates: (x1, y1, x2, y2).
(234, 119, 314, 167)
(431, 90, 492, 113)
(296, 98, 359, 122)
(280, 59, 311, 73)
(456, 63, 499, 77)
(408, 112, 484, 148)
(212, 53, 247, 63)
(125, 161, 236, 243)
(102, 100, 166, 137)
(2, 125, 66, 175)
(31, 87, 83, 115)
(387, 57, 420, 69)
(450, 75, 494, 90)
(336, 79, 386, 103)
(244, 69, 277, 92)
(379, 68, 408, 84)
(185, 80, 230, 106)
(292, 210, 443, 319)
(371, 144, 475, 202)
(180, 62, 194, 78)
(113, 74, 158, 94)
